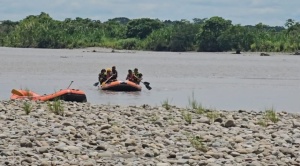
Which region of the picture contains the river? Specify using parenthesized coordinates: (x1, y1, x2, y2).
(0, 47, 299, 112)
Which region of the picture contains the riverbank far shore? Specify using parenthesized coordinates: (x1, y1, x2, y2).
(0, 100, 300, 165)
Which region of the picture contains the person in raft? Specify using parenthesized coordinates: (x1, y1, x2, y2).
(111, 66, 118, 81)
(126, 69, 135, 82)
(104, 68, 114, 84)
(133, 68, 143, 84)
(98, 69, 107, 85)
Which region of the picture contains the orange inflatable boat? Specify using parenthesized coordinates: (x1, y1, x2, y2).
(100, 80, 142, 91)
(10, 89, 87, 102)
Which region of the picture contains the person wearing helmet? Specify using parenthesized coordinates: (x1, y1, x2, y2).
(104, 68, 113, 84)
(111, 66, 118, 81)
(126, 69, 135, 82)
(98, 69, 107, 84)
(133, 68, 143, 84)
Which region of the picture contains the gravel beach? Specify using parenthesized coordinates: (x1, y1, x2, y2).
(0, 100, 300, 166)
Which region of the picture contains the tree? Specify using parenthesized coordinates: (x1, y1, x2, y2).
(169, 21, 199, 51)
(192, 18, 207, 24)
(218, 25, 255, 52)
(126, 18, 164, 39)
(102, 21, 126, 39)
(285, 19, 295, 28)
(107, 17, 130, 24)
(197, 16, 232, 51)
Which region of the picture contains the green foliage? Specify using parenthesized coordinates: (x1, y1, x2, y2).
(169, 21, 199, 51)
(0, 12, 299, 52)
(182, 111, 192, 124)
(161, 99, 172, 110)
(143, 26, 172, 51)
(102, 21, 126, 39)
(257, 107, 279, 127)
(115, 38, 140, 50)
(197, 16, 232, 51)
(195, 105, 206, 115)
(107, 17, 130, 24)
(188, 92, 199, 109)
(265, 108, 279, 123)
(22, 101, 32, 115)
(47, 99, 64, 115)
(206, 110, 220, 123)
(126, 18, 164, 39)
(184, 132, 207, 152)
(218, 25, 255, 52)
(2, 12, 106, 48)
(188, 92, 206, 114)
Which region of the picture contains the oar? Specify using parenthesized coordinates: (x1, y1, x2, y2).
(101, 75, 114, 87)
(93, 82, 99, 86)
(67, 81, 74, 89)
(133, 75, 152, 90)
(141, 81, 152, 90)
(143, 81, 150, 86)
(94, 73, 116, 87)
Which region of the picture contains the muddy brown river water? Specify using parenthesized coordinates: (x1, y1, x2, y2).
(0, 47, 299, 112)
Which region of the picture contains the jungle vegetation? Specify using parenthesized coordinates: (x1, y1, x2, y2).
(0, 12, 299, 52)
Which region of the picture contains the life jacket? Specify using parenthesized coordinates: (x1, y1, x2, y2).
(99, 73, 107, 83)
(133, 72, 142, 83)
(126, 74, 135, 82)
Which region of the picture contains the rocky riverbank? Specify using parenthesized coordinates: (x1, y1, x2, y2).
(0, 100, 300, 166)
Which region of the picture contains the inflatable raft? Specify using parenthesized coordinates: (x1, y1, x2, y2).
(100, 80, 142, 91)
(10, 89, 87, 102)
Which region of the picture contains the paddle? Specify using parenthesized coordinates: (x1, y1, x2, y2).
(100, 74, 115, 87)
(94, 72, 117, 87)
(141, 81, 152, 90)
(67, 81, 74, 89)
(93, 82, 99, 87)
(133, 74, 152, 90)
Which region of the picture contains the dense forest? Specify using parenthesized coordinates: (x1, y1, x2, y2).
(0, 12, 299, 52)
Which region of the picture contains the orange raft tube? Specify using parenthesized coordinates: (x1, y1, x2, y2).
(10, 89, 87, 102)
(101, 80, 142, 91)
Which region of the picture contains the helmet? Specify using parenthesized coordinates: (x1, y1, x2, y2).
(106, 68, 111, 72)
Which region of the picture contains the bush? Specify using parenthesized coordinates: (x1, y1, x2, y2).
(116, 38, 140, 50)
(22, 101, 32, 115)
(47, 99, 64, 115)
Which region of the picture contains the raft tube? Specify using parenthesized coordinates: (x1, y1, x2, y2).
(10, 89, 87, 102)
(101, 80, 142, 91)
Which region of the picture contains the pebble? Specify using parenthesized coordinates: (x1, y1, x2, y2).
(0, 100, 298, 165)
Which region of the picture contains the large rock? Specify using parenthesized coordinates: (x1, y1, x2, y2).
(224, 120, 236, 127)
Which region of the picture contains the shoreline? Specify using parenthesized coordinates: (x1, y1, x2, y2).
(0, 46, 298, 55)
(0, 100, 300, 165)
